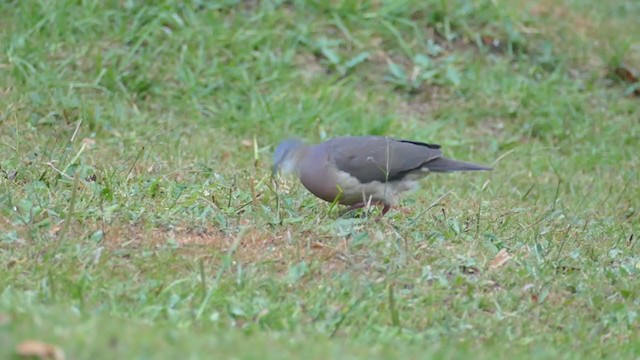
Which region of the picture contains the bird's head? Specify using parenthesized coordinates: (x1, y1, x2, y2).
(272, 138, 306, 177)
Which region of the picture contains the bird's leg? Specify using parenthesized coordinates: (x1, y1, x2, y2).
(341, 202, 366, 217)
(377, 204, 412, 218)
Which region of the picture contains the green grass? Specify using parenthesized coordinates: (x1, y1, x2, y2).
(1, 0, 639, 359)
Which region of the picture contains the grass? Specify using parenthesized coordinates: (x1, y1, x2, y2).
(1, 0, 639, 358)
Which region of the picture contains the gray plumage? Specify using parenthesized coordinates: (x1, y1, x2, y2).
(273, 136, 492, 215)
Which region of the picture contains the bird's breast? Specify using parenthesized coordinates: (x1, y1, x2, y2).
(298, 147, 342, 203)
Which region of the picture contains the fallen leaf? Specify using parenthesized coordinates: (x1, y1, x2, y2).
(613, 64, 640, 96)
(481, 35, 504, 53)
(16, 340, 65, 360)
(49, 225, 61, 237)
(530, 293, 539, 303)
(489, 248, 512, 270)
(614, 64, 638, 83)
(81, 138, 96, 149)
(459, 265, 480, 275)
(521, 283, 535, 292)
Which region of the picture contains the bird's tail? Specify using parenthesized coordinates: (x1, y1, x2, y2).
(426, 157, 493, 172)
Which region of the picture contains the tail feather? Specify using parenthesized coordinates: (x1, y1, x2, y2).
(425, 157, 493, 172)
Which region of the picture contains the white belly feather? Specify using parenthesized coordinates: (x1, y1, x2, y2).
(333, 166, 431, 205)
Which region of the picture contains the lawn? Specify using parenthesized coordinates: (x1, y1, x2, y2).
(1, 0, 639, 359)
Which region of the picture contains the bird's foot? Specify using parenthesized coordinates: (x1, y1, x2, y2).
(340, 203, 366, 217)
(342, 201, 392, 218)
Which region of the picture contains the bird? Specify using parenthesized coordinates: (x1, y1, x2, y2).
(272, 136, 492, 216)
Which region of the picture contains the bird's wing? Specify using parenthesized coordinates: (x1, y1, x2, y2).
(328, 136, 443, 184)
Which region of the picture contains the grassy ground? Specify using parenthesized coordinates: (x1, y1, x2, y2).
(1, 0, 639, 359)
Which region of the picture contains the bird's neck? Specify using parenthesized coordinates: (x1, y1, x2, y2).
(282, 145, 309, 175)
